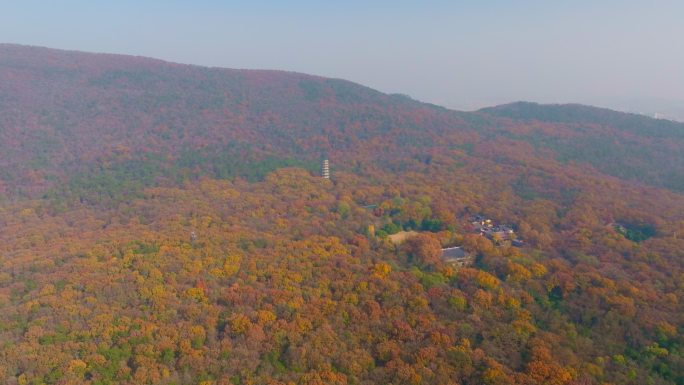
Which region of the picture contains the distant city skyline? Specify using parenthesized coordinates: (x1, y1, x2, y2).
(2, 1, 683, 119)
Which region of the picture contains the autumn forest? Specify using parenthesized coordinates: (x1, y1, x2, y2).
(0, 44, 683, 385)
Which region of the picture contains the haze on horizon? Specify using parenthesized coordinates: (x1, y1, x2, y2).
(2, 0, 683, 119)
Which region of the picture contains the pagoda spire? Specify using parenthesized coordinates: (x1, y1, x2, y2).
(322, 159, 330, 179)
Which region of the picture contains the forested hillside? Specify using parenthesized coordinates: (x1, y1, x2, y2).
(4, 45, 684, 201)
(0, 45, 683, 385)
(0, 44, 463, 201)
(480, 102, 684, 192)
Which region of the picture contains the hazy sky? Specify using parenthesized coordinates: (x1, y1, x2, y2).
(1, 0, 683, 113)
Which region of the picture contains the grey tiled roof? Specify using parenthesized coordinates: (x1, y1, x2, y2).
(441, 247, 467, 259)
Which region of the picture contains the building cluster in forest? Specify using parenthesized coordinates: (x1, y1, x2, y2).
(440, 215, 527, 267)
(470, 215, 523, 247)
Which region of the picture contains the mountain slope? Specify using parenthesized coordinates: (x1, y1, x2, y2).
(0, 44, 467, 199)
(3, 45, 684, 201)
(3, 45, 684, 198)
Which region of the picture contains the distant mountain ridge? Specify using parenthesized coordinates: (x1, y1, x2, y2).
(480, 101, 684, 137)
(1, 44, 684, 199)
(478, 101, 684, 192)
